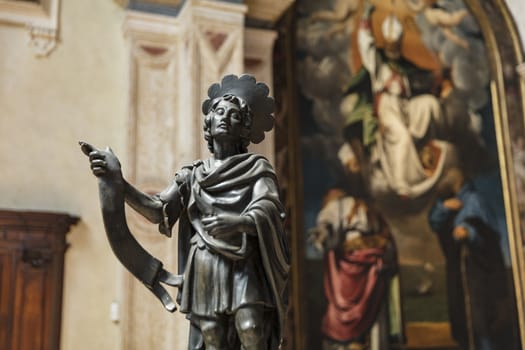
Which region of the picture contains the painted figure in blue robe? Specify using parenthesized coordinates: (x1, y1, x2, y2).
(428, 168, 519, 350)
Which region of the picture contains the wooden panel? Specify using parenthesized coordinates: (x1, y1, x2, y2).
(12, 259, 49, 350)
(0, 210, 77, 350)
(0, 249, 15, 348)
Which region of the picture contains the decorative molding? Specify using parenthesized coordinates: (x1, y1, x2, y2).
(196, 28, 240, 75)
(193, 0, 247, 24)
(27, 24, 57, 56)
(124, 10, 182, 40)
(245, 0, 294, 24)
(204, 30, 228, 51)
(0, 0, 60, 57)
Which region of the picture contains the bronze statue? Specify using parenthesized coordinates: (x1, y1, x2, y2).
(80, 75, 289, 350)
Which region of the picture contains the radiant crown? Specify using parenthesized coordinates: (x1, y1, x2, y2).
(202, 74, 275, 144)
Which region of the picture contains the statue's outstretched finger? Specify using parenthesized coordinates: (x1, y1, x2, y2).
(79, 141, 96, 156)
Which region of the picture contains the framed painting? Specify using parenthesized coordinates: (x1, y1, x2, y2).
(274, 0, 525, 349)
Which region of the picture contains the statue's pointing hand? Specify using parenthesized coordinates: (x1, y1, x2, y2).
(79, 141, 123, 182)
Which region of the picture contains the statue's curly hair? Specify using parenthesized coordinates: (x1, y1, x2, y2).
(203, 94, 253, 154)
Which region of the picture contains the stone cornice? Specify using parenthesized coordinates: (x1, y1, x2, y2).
(193, 0, 247, 24)
(123, 10, 182, 40)
(116, 0, 293, 25)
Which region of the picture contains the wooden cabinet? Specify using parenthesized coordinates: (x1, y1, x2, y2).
(0, 210, 78, 350)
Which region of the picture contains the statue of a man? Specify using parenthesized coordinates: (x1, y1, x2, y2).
(81, 75, 290, 349)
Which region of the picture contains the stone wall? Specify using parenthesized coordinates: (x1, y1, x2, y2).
(0, 0, 128, 349)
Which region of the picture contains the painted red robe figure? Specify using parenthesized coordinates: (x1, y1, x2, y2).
(310, 189, 399, 348)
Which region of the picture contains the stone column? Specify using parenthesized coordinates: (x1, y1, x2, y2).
(123, 10, 187, 350)
(121, 1, 247, 348)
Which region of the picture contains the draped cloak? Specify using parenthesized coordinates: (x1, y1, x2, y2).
(315, 194, 397, 343)
(322, 248, 388, 342)
(429, 184, 519, 349)
(161, 153, 290, 348)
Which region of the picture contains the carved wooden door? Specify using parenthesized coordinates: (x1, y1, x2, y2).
(0, 210, 77, 350)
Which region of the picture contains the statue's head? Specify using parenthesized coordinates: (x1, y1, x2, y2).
(203, 94, 252, 153)
(382, 14, 403, 61)
(202, 75, 275, 154)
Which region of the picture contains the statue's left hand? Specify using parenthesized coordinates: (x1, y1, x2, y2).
(202, 214, 254, 237)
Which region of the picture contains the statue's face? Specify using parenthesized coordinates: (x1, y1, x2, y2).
(210, 99, 243, 142)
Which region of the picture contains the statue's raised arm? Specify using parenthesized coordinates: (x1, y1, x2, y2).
(80, 74, 289, 349)
(79, 141, 182, 312)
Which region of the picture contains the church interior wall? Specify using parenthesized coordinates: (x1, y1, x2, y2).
(0, 0, 524, 349)
(0, 0, 128, 349)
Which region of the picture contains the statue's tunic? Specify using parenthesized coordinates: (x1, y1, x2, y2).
(161, 153, 289, 344)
